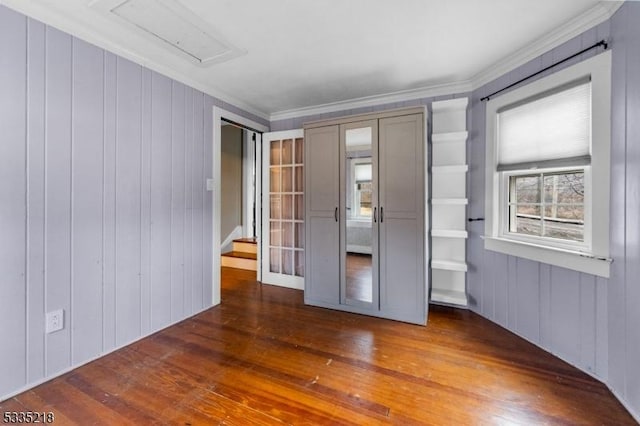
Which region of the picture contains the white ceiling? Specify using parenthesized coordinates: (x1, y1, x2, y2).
(1, 0, 621, 120)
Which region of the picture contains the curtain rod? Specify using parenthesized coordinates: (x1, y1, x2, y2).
(480, 39, 608, 102)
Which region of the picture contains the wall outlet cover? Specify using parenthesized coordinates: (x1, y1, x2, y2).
(46, 309, 64, 333)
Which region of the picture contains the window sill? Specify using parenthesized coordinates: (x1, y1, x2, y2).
(483, 236, 610, 278)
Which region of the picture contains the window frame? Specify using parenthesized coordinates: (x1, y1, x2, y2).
(484, 51, 611, 278)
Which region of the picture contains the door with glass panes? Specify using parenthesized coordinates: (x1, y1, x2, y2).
(261, 130, 305, 289)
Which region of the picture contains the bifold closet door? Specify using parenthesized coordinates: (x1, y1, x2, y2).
(378, 113, 426, 324)
(304, 125, 340, 306)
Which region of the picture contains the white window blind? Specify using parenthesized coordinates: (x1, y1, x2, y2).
(497, 78, 591, 171)
(354, 163, 372, 183)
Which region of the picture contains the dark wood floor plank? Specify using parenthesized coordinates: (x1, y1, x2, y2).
(2, 266, 636, 425)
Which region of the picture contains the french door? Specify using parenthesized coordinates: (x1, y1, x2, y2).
(260, 130, 305, 289)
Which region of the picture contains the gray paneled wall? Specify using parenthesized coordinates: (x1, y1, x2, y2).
(609, 1, 640, 415)
(0, 5, 264, 400)
(467, 3, 640, 419)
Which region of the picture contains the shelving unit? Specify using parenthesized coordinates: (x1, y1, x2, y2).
(430, 98, 469, 307)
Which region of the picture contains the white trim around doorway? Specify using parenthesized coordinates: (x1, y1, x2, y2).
(212, 107, 269, 306)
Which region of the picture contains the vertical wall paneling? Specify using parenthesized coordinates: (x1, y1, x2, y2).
(0, 7, 27, 396)
(607, 5, 628, 398)
(0, 4, 261, 400)
(114, 58, 142, 346)
(507, 256, 518, 329)
(26, 18, 46, 384)
(579, 273, 597, 373)
(550, 267, 581, 367)
(203, 95, 214, 306)
(171, 82, 186, 322)
(140, 68, 152, 336)
(192, 92, 205, 310)
(624, 0, 640, 406)
(71, 38, 104, 364)
(44, 26, 72, 375)
(492, 253, 509, 328)
(102, 51, 117, 353)
(538, 263, 552, 350)
(515, 258, 540, 343)
(150, 72, 172, 330)
(183, 87, 194, 313)
(595, 277, 608, 379)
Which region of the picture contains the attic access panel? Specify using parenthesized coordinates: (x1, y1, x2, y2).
(91, 0, 246, 66)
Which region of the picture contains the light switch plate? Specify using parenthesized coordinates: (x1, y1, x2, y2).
(206, 178, 214, 191)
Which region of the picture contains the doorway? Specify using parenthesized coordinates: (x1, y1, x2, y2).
(211, 107, 268, 305)
(219, 123, 259, 274)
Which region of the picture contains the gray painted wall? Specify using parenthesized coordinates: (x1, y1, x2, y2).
(221, 125, 243, 244)
(0, 5, 265, 400)
(467, 3, 640, 419)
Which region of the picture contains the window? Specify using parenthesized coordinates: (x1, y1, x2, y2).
(484, 51, 611, 277)
(507, 170, 585, 243)
(354, 162, 372, 217)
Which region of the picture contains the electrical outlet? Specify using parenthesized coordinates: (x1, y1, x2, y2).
(46, 309, 64, 334)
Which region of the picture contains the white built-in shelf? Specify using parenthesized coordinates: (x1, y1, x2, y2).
(430, 97, 469, 308)
(431, 229, 468, 238)
(432, 165, 469, 174)
(431, 259, 468, 272)
(431, 198, 468, 205)
(431, 289, 468, 307)
(431, 131, 468, 144)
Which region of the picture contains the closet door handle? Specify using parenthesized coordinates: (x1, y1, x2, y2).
(335, 207, 338, 222)
(380, 206, 384, 223)
(373, 207, 377, 223)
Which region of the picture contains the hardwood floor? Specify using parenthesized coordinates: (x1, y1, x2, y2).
(1, 267, 635, 425)
(345, 253, 372, 302)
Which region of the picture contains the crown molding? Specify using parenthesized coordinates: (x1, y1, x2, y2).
(0, 0, 270, 121)
(470, 1, 623, 90)
(269, 80, 472, 122)
(431, 97, 469, 112)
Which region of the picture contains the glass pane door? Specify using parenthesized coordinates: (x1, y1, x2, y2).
(261, 130, 305, 290)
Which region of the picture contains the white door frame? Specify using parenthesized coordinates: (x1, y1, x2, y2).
(241, 129, 256, 239)
(212, 107, 268, 305)
(261, 129, 305, 290)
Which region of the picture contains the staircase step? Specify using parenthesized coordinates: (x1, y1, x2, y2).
(232, 238, 258, 254)
(221, 251, 257, 271)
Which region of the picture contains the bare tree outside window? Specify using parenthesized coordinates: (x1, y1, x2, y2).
(509, 170, 584, 242)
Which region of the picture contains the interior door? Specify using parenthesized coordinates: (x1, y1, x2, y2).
(261, 130, 305, 289)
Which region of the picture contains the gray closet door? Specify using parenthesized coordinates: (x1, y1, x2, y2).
(378, 114, 425, 324)
(304, 125, 340, 306)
